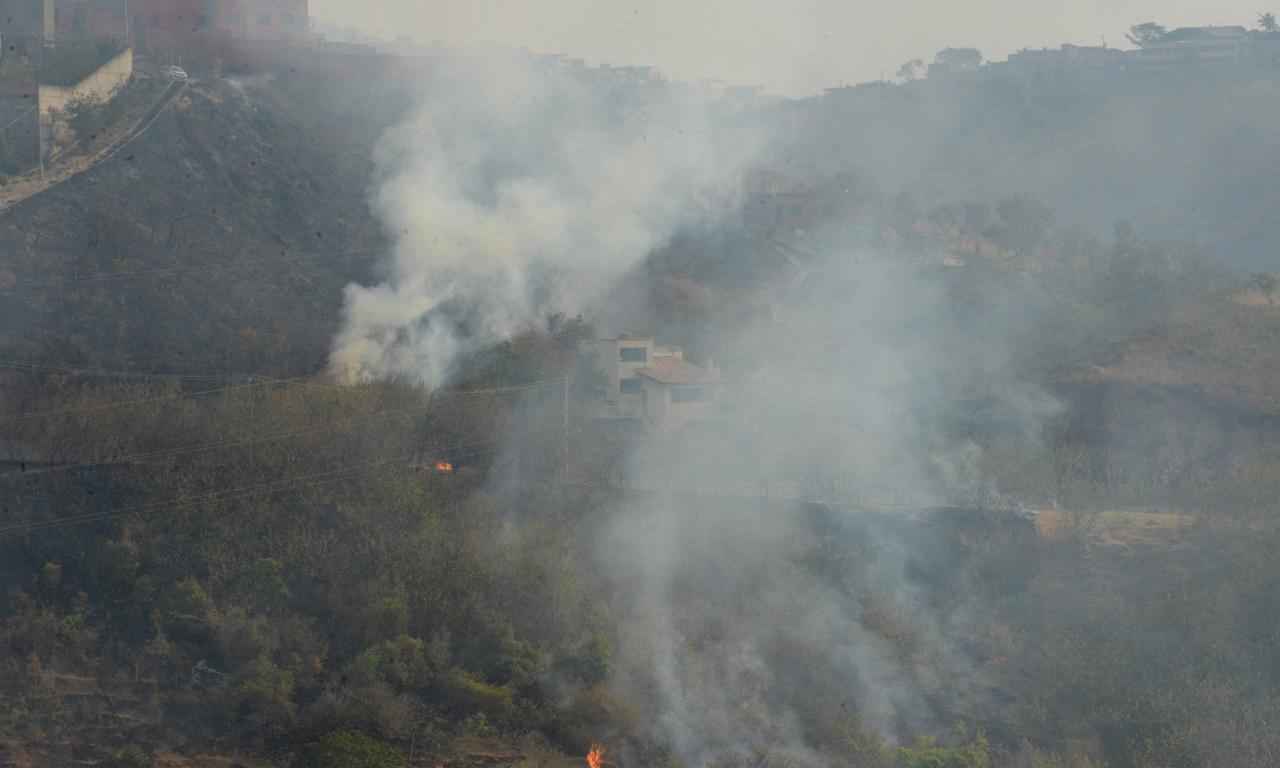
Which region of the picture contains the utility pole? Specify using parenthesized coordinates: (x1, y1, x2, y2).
(560, 375, 569, 484)
(37, 40, 44, 181)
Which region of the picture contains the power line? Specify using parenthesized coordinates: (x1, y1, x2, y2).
(9, 245, 383, 289)
(0, 405, 429, 478)
(297, 377, 562, 397)
(2, 355, 563, 395)
(0, 358, 245, 382)
(0, 374, 319, 425)
(0, 439, 509, 538)
(0, 453, 413, 537)
(0, 374, 563, 425)
(0, 377, 564, 493)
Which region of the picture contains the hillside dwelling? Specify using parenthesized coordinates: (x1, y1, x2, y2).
(0, 2, 136, 171)
(129, 0, 308, 52)
(586, 336, 721, 433)
(635, 356, 720, 433)
(54, 0, 127, 41)
(212, 0, 309, 40)
(1006, 44, 1124, 74)
(0, 0, 53, 44)
(1131, 26, 1250, 67)
(0, 0, 130, 44)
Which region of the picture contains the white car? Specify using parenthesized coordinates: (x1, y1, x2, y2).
(162, 65, 189, 82)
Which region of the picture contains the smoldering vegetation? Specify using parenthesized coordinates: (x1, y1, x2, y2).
(3, 36, 1280, 768)
(329, 51, 762, 387)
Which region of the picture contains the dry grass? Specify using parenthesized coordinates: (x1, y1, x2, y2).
(1234, 289, 1279, 308)
(1078, 293, 1280, 415)
(153, 754, 275, 768)
(1034, 508, 1195, 548)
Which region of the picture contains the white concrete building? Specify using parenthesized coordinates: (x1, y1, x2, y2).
(585, 335, 720, 432)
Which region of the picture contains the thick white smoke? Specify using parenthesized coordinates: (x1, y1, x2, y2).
(592, 238, 1059, 763)
(327, 45, 1061, 767)
(330, 51, 760, 386)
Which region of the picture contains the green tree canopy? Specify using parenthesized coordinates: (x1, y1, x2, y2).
(1127, 22, 1168, 46)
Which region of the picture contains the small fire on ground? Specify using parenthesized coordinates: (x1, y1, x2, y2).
(434, 461, 455, 473)
(586, 744, 606, 768)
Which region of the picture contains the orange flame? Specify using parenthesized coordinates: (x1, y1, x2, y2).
(586, 744, 605, 768)
(435, 461, 455, 473)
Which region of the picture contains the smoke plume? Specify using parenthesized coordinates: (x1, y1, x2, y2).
(329, 45, 1062, 767)
(330, 51, 760, 386)
(591, 232, 1058, 762)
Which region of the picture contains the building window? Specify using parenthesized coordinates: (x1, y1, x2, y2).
(620, 378, 643, 395)
(672, 385, 706, 403)
(619, 347, 647, 363)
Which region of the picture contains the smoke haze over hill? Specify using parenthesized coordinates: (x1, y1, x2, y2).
(312, 0, 1270, 94)
(330, 51, 761, 385)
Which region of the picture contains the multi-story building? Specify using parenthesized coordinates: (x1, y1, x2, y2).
(1006, 44, 1125, 75)
(129, 0, 309, 51)
(0, 0, 308, 50)
(1129, 26, 1250, 68)
(585, 335, 721, 433)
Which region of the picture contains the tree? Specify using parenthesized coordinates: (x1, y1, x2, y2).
(309, 730, 406, 768)
(896, 58, 924, 82)
(1250, 272, 1278, 304)
(1127, 22, 1168, 47)
(930, 48, 983, 77)
(105, 746, 151, 768)
(1260, 13, 1279, 32)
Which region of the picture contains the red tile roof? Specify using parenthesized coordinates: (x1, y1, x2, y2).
(636, 358, 719, 385)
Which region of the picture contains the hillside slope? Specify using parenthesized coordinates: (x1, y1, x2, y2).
(779, 68, 1280, 269)
(0, 65, 410, 377)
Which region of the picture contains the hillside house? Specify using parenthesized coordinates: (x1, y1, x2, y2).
(0, 0, 53, 45)
(586, 336, 721, 433)
(209, 0, 309, 40)
(54, 0, 127, 41)
(0, 0, 135, 170)
(1006, 44, 1125, 75)
(129, 0, 308, 53)
(1130, 26, 1250, 68)
(0, 0, 132, 44)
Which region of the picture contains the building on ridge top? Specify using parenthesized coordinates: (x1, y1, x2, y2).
(0, 0, 310, 50)
(129, 0, 310, 52)
(1130, 25, 1250, 68)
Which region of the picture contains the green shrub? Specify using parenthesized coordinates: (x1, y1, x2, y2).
(364, 595, 410, 645)
(232, 557, 291, 614)
(105, 745, 151, 768)
(443, 669, 515, 719)
(234, 657, 296, 734)
(896, 733, 991, 768)
(158, 578, 215, 642)
(309, 729, 406, 768)
(350, 635, 430, 689)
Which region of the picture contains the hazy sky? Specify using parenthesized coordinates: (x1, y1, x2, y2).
(312, 2, 1270, 94)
